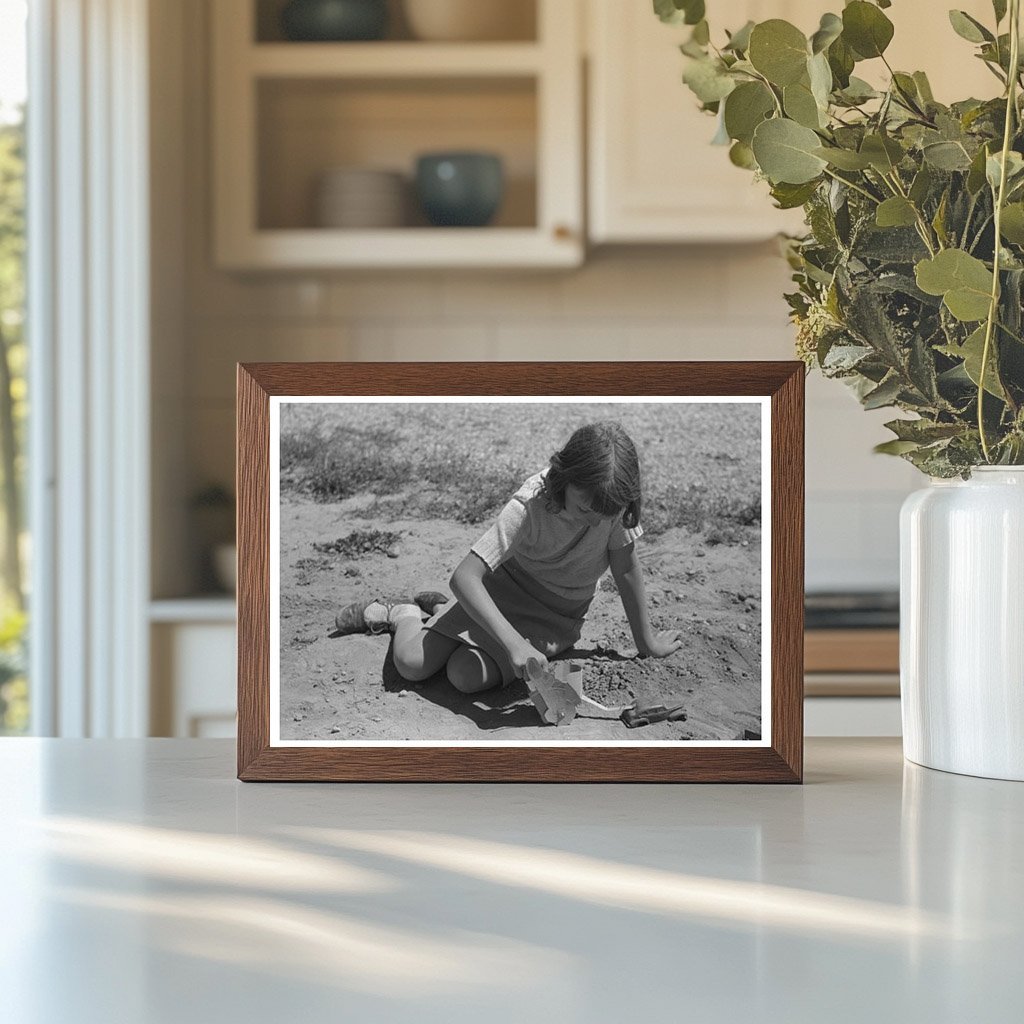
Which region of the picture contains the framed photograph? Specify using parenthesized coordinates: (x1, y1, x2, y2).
(237, 362, 803, 782)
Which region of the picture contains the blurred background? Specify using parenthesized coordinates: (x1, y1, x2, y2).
(0, 0, 999, 739)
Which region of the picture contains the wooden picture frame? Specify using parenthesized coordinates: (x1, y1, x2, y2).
(237, 362, 804, 782)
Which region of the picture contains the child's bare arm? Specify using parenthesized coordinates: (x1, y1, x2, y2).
(450, 553, 549, 677)
(609, 542, 681, 658)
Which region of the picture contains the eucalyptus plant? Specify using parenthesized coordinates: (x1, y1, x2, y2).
(657, 0, 1024, 475)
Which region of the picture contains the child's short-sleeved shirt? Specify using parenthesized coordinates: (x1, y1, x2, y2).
(471, 471, 643, 602)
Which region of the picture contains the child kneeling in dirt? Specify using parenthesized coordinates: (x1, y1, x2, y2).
(335, 420, 681, 693)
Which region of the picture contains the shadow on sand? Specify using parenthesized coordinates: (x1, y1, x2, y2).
(381, 642, 541, 732)
(379, 641, 643, 733)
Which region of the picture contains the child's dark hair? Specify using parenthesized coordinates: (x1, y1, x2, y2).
(543, 420, 642, 528)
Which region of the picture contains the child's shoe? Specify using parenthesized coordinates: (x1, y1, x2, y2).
(334, 598, 422, 636)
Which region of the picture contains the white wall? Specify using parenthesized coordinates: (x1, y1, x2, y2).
(152, 0, 920, 599)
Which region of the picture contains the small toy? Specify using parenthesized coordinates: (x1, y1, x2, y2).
(620, 703, 687, 729)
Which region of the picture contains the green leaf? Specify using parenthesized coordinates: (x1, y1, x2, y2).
(884, 418, 964, 443)
(784, 80, 824, 129)
(692, 19, 710, 45)
(770, 180, 820, 209)
(912, 71, 935, 104)
(810, 12, 843, 54)
(842, 1, 895, 59)
(862, 374, 903, 409)
(874, 439, 922, 455)
(876, 197, 918, 228)
(1000, 203, 1024, 245)
(948, 10, 994, 44)
(967, 144, 991, 194)
(922, 140, 973, 171)
(729, 140, 757, 169)
(682, 0, 705, 25)
(827, 36, 855, 89)
(986, 150, 1024, 191)
(939, 325, 1006, 398)
(808, 51, 833, 110)
(724, 20, 755, 53)
(891, 72, 924, 112)
(909, 164, 933, 205)
(993, 0, 1008, 24)
(653, 0, 682, 24)
(915, 249, 994, 322)
(751, 118, 828, 184)
(813, 146, 872, 170)
(748, 20, 809, 87)
(682, 57, 736, 104)
(836, 76, 879, 105)
(653, 0, 705, 26)
(860, 133, 904, 173)
(932, 190, 950, 247)
(723, 81, 775, 144)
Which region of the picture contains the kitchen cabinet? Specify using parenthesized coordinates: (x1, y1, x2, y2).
(587, 0, 811, 243)
(211, 0, 583, 269)
(150, 601, 237, 738)
(586, 0, 1000, 244)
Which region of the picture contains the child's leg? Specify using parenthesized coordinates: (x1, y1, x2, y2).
(445, 645, 508, 694)
(391, 617, 459, 682)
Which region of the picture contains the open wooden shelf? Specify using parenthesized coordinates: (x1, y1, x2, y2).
(249, 42, 544, 77)
(220, 227, 578, 269)
(212, 0, 582, 269)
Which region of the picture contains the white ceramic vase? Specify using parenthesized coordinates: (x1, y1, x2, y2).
(900, 467, 1024, 781)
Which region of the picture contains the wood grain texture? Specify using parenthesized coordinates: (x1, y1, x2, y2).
(770, 365, 804, 783)
(236, 365, 270, 778)
(236, 361, 805, 783)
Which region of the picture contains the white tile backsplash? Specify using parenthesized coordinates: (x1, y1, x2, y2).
(182, 248, 919, 591)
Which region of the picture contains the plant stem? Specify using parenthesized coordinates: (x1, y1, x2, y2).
(969, 213, 994, 253)
(822, 167, 880, 204)
(750, 69, 784, 117)
(884, 170, 939, 254)
(962, 191, 979, 248)
(978, 0, 1021, 462)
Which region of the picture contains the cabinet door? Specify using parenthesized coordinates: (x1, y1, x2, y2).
(587, 0, 996, 244)
(588, 0, 810, 243)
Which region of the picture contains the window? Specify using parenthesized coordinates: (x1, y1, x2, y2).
(0, 0, 28, 734)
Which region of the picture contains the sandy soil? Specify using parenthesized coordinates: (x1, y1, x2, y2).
(279, 495, 763, 743)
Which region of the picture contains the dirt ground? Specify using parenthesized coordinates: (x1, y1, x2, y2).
(277, 401, 763, 743)
(278, 499, 762, 743)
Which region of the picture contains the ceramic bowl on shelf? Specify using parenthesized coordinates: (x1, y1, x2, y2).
(414, 152, 504, 227)
(402, 0, 534, 42)
(315, 167, 408, 228)
(280, 0, 388, 42)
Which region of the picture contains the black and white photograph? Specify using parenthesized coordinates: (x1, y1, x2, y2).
(270, 397, 769, 745)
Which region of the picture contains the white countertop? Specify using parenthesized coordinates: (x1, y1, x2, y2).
(1, 738, 1020, 1023)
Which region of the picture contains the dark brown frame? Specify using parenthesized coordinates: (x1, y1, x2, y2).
(237, 362, 804, 782)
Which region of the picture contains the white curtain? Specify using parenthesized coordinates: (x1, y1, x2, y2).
(28, 0, 150, 736)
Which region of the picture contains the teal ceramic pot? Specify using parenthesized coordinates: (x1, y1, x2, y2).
(281, 0, 388, 41)
(415, 152, 505, 227)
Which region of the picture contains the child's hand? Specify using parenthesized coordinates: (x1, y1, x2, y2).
(508, 640, 549, 681)
(638, 630, 682, 659)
